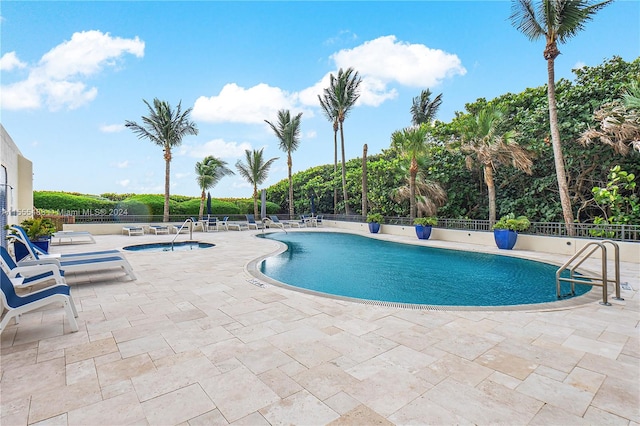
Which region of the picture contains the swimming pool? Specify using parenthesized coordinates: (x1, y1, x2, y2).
(258, 232, 592, 307)
(123, 241, 215, 252)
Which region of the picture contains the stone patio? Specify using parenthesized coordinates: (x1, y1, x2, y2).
(1, 227, 638, 425)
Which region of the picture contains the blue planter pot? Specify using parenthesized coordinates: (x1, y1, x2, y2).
(368, 222, 380, 234)
(415, 225, 432, 240)
(494, 229, 518, 250)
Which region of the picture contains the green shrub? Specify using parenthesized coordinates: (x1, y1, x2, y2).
(413, 217, 437, 226)
(366, 213, 384, 223)
(493, 214, 530, 231)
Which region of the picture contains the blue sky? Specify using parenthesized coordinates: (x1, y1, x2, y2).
(1, 1, 638, 199)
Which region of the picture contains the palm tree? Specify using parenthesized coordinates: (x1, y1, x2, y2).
(391, 124, 433, 221)
(322, 67, 362, 215)
(410, 89, 443, 126)
(125, 98, 198, 222)
(393, 172, 447, 218)
(195, 156, 234, 219)
(510, 0, 613, 235)
(458, 105, 533, 224)
(235, 148, 279, 217)
(318, 92, 339, 214)
(265, 110, 303, 218)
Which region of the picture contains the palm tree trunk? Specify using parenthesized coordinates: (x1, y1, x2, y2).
(362, 144, 368, 218)
(339, 123, 351, 215)
(253, 186, 259, 218)
(409, 157, 418, 221)
(288, 153, 294, 218)
(484, 164, 496, 224)
(199, 190, 205, 220)
(333, 128, 338, 215)
(163, 153, 171, 223)
(547, 58, 576, 236)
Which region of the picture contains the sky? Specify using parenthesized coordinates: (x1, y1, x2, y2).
(1, 1, 639, 200)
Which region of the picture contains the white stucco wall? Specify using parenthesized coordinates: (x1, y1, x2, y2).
(1, 124, 34, 226)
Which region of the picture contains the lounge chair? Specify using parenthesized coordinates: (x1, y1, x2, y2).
(8, 230, 137, 281)
(170, 224, 190, 234)
(268, 215, 292, 229)
(219, 216, 229, 231)
(1, 246, 66, 287)
(1, 267, 78, 333)
(246, 214, 264, 230)
(51, 231, 96, 245)
(9, 225, 126, 263)
(227, 218, 249, 231)
(147, 225, 169, 235)
(122, 226, 144, 236)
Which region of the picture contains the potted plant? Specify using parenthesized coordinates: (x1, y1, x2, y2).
(492, 214, 530, 250)
(413, 217, 437, 240)
(12, 218, 57, 260)
(366, 213, 384, 234)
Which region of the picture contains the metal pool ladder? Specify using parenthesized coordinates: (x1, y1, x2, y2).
(171, 218, 194, 247)
(556, 240, 623, 306)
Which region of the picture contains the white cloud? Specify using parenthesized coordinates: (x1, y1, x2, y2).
(573, 61, 586, 70)
(1, 30, 144, 111)
(306, 130, 317, 139)
(193, 35, 464, 122)
(193, 83, 300, 124)
(116, 179, 130, 187)
(180, 138, 253, 159)
(299, 35, 464, 108)
(0, 51, 27, 71)
(112, 160, 129, 169)
(100, 123, 125, 133)
(332, 35, 466, 87)
(174, 172, 190, 179)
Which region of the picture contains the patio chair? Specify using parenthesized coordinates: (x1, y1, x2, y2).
(205, 216, 219, 232)
(315, 215, 324, 226)
(246, 214, 264, 230)
(268, 215, 292, 229)
(219, 216, 229, 231)
(1, 267, 78, 333)
(1, 246, 66, 287)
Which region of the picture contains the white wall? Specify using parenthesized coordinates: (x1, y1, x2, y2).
(1, 124, 34, 225)
(324, 220, 640, 263)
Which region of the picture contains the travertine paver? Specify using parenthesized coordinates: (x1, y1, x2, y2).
(1, 227, 638, 425)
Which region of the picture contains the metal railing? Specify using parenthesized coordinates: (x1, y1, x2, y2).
(53, 213, 640, 242)
(556, 240, 623, 306)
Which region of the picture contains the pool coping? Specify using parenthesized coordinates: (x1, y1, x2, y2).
(245, 229, 604, 312)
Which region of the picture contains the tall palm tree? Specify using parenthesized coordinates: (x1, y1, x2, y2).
(235, 148, 279, 217)
(125, 98, 198, 222)
(195, 156, 234, 219)
(391, 124, 432, 221)
(265, 110, 303, 218)
(458, 105, 533, 224)
(510, 0, 613, 235)
(322, 67, 362, 215)
(410, 89, 443, 126)
(318, 92, 339, 214)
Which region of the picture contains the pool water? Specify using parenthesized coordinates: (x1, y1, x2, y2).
(259, 232, 591, 307)
(123, 241, 215, 252)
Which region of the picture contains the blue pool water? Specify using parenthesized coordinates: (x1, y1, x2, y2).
(123, 241, 215, 252)
(259, 232, 591, 307)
